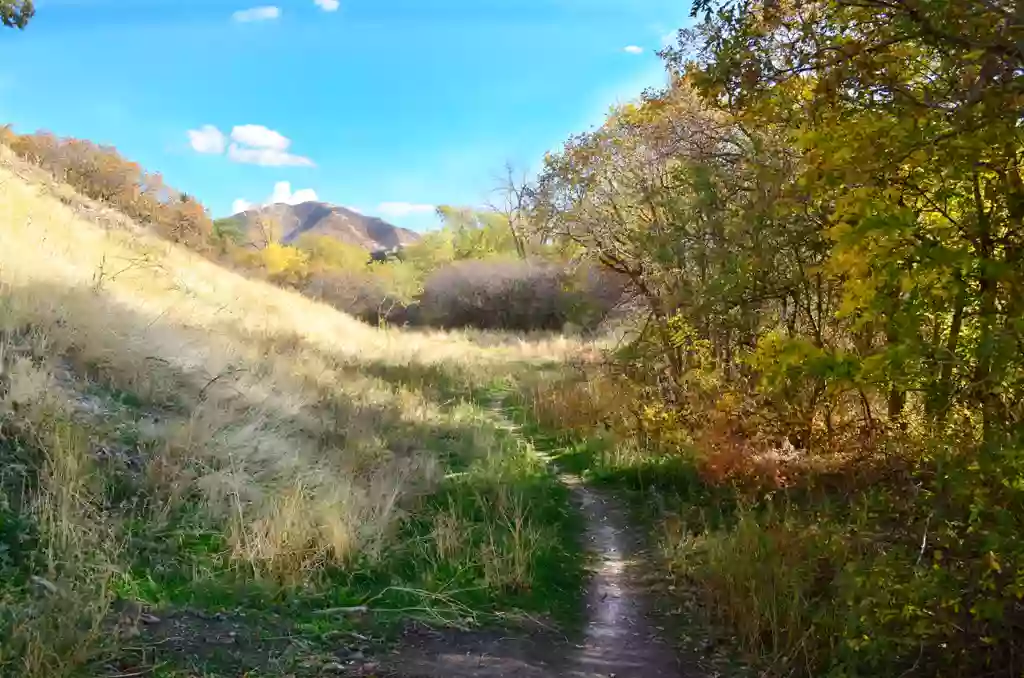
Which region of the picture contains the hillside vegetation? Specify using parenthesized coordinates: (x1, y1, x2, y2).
(517, 2, 1024, 676)
(0, 146, 589, 677)
(0, 126, 620, 335)
(4, 1, 1024, 676)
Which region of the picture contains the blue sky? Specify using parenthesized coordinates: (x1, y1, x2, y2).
(0, 0, 689, 231)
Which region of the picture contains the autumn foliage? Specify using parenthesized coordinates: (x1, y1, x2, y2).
(1, 127, 213, 247)
(525, 1, 1024, 675)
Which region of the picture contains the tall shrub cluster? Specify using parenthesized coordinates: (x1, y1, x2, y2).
(526, 2, 1024, 675)
(2, 129, 213, 247)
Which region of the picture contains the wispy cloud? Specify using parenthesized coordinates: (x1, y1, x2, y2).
(187, 123, 314, 166)
(232, 6, 281, 22)
(227, 144, 315, 167)
(187, 125, 227, 154)
(314, 0, 340, 11)
(230, 124, 290, 151)
(232, 181, 319, 214)
(623, 45, 644, 55)
(377, 202, 435, 217)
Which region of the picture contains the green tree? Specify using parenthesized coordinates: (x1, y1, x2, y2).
(530, 81, 815, 410)
(435, 205, 521, 259)
(1, 0, 33, 29)
(212, 218, 246, 248)
(683, 0, 1024, 439)
(296, 233, 370, 272)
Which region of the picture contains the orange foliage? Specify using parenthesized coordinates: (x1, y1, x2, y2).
(2, 128, 213, 247)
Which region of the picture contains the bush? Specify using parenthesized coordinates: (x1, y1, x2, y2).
(2, 129, 213, 248)
(662, 436, 1024, 678)
(563, 263, 627, 332)
(418, 259, 575, 332)
(305, 269, 416, 326)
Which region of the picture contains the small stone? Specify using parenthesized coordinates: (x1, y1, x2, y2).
(322, 662, 346, 673)
(138, 613, 161, 625)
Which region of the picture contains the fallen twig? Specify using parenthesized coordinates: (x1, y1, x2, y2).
(311, 605, 370, 616)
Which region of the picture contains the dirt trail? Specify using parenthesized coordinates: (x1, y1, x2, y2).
(388, 476, 696, 678)
(568, 477, 689, 677)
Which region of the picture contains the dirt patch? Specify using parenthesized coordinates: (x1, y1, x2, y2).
(108, 604, 374, 677)
(381, 622, 569, 677)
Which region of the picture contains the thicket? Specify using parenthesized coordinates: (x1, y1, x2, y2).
(523, 2, 1024, 676)
(0, 127, 213, 248)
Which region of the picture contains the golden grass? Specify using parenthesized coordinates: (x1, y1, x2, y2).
(0, 147, 587, 571)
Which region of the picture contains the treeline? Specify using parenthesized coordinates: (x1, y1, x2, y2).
(0, 127, 621, 333)
(524, 1, 1024, 676)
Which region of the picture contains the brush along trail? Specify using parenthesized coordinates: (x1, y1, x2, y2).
(379, 391, 700, 678)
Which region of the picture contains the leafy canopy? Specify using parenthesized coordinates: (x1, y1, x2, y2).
(1, 0, 33, 29)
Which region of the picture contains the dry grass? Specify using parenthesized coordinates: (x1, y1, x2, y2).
(0, 147, 591, 675)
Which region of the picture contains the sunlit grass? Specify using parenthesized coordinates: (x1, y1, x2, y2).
(0, 148, 590, 676)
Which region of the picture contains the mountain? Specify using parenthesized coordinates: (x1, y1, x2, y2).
(228, 201, 421, 251)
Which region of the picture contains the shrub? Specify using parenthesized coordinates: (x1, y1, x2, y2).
(304, 269, 415, 326)
(418, 259, 574, 332)
(2, 129, 213, 247)
(562, 263, 627, 332)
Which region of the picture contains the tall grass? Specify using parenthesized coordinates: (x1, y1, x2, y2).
(0, 348, 120, 676)
(527, 358, 1024, 677)
(0, 147, 589, 675)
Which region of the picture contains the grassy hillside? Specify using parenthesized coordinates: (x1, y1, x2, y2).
(0, 147, 588, 677)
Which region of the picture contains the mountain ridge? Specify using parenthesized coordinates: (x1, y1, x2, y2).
(229, 200, 422, 251)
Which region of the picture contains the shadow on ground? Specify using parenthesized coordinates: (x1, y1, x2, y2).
(3, 279, 594, 677)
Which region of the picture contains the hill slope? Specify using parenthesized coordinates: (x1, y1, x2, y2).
(230, 201, 422, 251)
(0, 146, 585, 677)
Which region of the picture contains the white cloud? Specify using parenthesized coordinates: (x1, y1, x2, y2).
(232, 198, 254, 214)
(232, 6, 281, 22)
(227, 143, 315, 167)
(377, 202, 435, 217)
(230, 124, 291, 151)
(623, 45, 644, 54)
(270, 181, 318, 205)
(314, 0, 340, 11)
(221, 125, 313, 166)
(189, 122, 313, 166)
(232, 181, 319, 214)
(187, 125, 227, 154)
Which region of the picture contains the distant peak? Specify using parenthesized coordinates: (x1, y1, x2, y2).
(226, 199, 421, 251)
